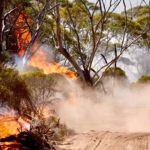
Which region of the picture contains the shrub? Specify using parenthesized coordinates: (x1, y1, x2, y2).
(0, 67, 34, 114)
(103, 67, 126, 78)
(138, 75, 150, 83)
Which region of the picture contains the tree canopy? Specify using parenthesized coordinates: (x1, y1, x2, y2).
(0, 0, 149, 85)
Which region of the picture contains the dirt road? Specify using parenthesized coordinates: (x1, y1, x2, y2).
(58, 131, 150, 150)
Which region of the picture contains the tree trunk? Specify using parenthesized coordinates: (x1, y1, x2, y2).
(55, 1, 86, 82)
(114, 44, 117, 77)
(0, 0, 4, 52)
(83, 69, 93, 86)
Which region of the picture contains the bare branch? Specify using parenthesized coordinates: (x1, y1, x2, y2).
(94, 32, 146, 86)
(65, 4, 86, 68)
(25, 2, 59, 61)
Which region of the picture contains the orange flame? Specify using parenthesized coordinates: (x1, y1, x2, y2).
(0, 114, 31, 138)
(15, 11, 76, 78)
(0, 117, 20, 138)
(15, 11, 32, 57)
(1, 10, 76, 148)
(0, 117, 20, 149)
(29, 49, 77, 79)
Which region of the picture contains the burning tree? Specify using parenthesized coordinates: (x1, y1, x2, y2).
(0, 0, 149, 149)
(0, 0, 149, 85)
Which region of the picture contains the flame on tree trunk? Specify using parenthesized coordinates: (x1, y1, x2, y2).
(28, 48, 77, 79)
(15, 11, 77, 79)
(15, 11, 32, 57)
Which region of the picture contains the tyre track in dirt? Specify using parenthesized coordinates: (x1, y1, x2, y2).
(58, 131, 150, 150)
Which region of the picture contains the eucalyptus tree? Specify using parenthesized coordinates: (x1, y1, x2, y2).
(1, 0, 149, 86)
(50, 0, 148, 85)
(127, 5, 150, 50)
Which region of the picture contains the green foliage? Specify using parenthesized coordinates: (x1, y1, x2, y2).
(126, 6, 150, 48)
(105, 12, 143, 36)
(103, 67, 126, 78)
(22, 71, 55, 116)
(1, 0, 149, 85)
(138, 75, 150, 83)
(0, 67, 34, 114)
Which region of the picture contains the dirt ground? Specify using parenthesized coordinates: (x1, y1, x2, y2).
(58, 131, 150, 150)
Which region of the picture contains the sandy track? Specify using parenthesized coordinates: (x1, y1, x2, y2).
(58, 131, 150, 150)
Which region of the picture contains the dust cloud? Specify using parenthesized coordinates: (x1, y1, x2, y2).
(56, 78, 150, 133)
(19, 44, 150, 133)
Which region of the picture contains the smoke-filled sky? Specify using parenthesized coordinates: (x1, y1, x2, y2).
(90, 0, 149, 12)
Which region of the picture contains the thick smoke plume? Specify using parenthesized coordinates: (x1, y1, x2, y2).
(55, 78, 150, 133)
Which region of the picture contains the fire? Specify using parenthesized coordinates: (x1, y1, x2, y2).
(15, 11, 32, 57)
(0, 115, 31, 136)
(15, 11, 76, 78)
(0, 116, 31, 149)
(1, 9, 76, 149)
(28, 49, 77, 79)
(0, 117, 20, 138)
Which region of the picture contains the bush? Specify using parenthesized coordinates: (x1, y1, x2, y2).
(22, 72, 74, 141)
(22, 71, 55, 117)
(31, 115, 74, 143)
(138, 75, 150, 83)
(103, 67, 126, 78)
(0, 67, 34, 114)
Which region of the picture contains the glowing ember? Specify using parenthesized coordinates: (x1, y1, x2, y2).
(15, 11, 32, 57)
(29, 49, 77, 79)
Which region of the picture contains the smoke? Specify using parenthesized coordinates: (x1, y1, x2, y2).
(15, 43, 55, 72)
(55, 78, 150, 133)
(0, 106, 17, 117)
(14, 43, 150, 133)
